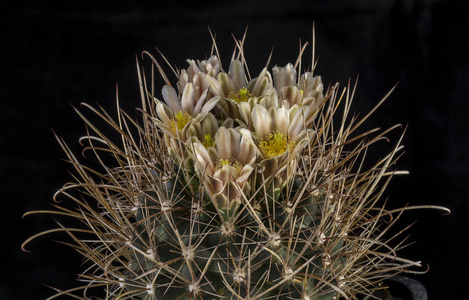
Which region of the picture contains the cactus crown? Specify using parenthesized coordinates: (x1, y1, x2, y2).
(23, 31, 449, 300)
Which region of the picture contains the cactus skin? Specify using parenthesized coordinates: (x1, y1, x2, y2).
(125, 166, 345, 300)
(22, 32, 449, 300)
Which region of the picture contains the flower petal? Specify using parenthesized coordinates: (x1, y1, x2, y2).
(237, 165, 254, 183)
(205, 76, 223, 97)
(181, 83, 196, 115)
(238, 101, 253, 129)
(273, 63, 297, 94)
(200, 56, 221, 77)
(186, 59, 201, 80)
(206, 175, 224, 196)
(200, 96, 220, 115)
(229, 60, 246, 91)
(217, 72, 236, 97)
(162, 85, 181, 113)
(288, 106, 306, 138)
(238, 129, 258, 165)
(214, 164, 232, 187)
(156, 102, 172, 125)
(193, 142, 214, 173)
(216, 127, 240, 159)
(193, 88, 209, 115)
(280, 86, 303, 107)
(252, 104, 271, 139)
(201, 113, 219, 137)
(269, 105, 289, 134)
(249, 67, 271, 96)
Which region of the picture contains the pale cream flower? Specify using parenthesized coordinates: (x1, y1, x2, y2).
(178, 56, 221, 91)
(273, 64, 324, 125)
(205, 59, 276, 119)
(298, 72, 324, 103)
(273, 63, 297, 95)
(237, 89, 280, 130)
(185, 112, 234, 148)
(191, 127, 258, 211)
(154, 83, 219, 141)
(249, 103, 314, 187)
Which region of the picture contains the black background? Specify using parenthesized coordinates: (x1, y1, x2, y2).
(2, 0, 467, 299)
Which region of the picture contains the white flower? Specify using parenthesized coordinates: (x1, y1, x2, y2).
(273, 63, 297, 95)
(249, 104, 314, 187)
(191, 127, 258, 211)
(154, 83, 219, 141)
(273, 64, 324, 125)
(205, 59, 275, 119)
(185, 112, 233, 148)
(179, 56, 221, 91)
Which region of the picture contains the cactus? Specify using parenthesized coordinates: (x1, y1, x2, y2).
(23, 31, 449, 300)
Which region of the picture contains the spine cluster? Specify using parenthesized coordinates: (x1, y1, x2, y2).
(23, 37, 436, 300)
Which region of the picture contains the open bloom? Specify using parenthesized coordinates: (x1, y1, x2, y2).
(248, 103, 314, 187)
(204, 59, 276, 119)
(191, 127, 258, 210)
(154, 83, 220, 152)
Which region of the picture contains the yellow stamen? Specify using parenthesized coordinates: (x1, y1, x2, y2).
(299, 90, 304, 107)
(259, 131, 296, 158)
(227, 87, 252, 103)
(203, 134, 214, 148)
(216, 157, 243, 173)
(170, 111, 192, 135)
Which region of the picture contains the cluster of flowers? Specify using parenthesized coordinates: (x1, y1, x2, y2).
(153, 56, 325, 211)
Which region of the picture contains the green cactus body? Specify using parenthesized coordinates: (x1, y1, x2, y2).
(117, 159, 348, 300)
(22, 32, 449, 300)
